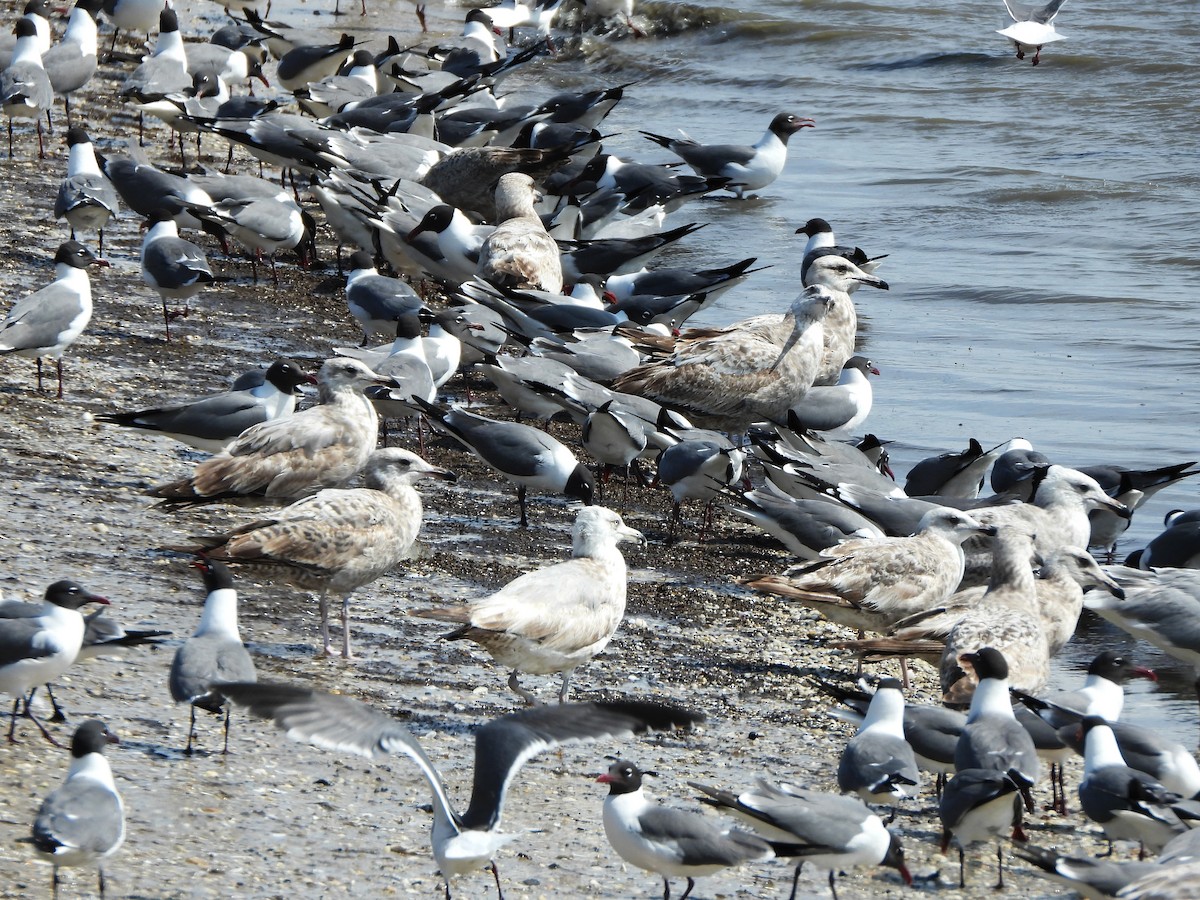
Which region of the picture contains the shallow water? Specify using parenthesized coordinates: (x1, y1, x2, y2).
(189, 0, 1200, 741)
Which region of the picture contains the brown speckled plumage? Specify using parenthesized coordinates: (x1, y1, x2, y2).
(178, 448, 456, 657)
(475, 173, 562, 294)
(149, 358, 389, 503)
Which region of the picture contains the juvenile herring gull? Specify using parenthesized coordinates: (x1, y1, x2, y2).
(476, 172, 562, 294)
(175, 448, 455, 657)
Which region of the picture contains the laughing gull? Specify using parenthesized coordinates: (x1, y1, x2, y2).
(1, 18, 53, 158)
(42, 0, 101, 127)
(597, 759, 773, 900)
(1013, 842, 1161, 898)
(343, 250, 423, 343)
(0, 0, 51, 68)
(954, 648, 1040, 802)
(100, 152, 214, 229)
(178, 449, 455, 657)
(219, 682, 702, 898)
(939, 768, 1025, 888)
(612, 286, 834, 432)
(30, 720, 124, 898)
(640, 112, 814, 199)
(787, 355, 879, 435)
(477, 173, 563, 294)
(192, 194, 311, 285)
(0, 240, 106, 399)
(795, 218, 888, 287)
(836, 678, 921, 804)
(1076, 716, 1193, 854)
(727, 488, 885, 561)
(77, 607, 169, 660)
(119, 8, 189, 106)
(140, 208, 214, 340)
(690, 779, 911, 899)
(998, 0, 1068, 65)
(97, 358, 315, 453)
(0, 581, 108, 743)
(411, 506, 643, 703)
(55, 127, 120, 255)
(905, 438, 1013, 499)
(603, 257, 764, 304)
(102, 0, 162, 52)
(401, 204, 489, 284)
(743, 508, 997, 637)
(581, 400, 650, 494)
(657, 434, 745, 541)
(170, 559, 256, 755)
(275, 32, 356, 92)
(940, 527, 1049, 703)
(149, 357, 390, 504)
(415, 398, 595, 527)
(1081, 461, 1199, 560)
(485, 0, 573, 48)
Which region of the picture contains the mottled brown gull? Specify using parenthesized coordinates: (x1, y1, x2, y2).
(410, 506, 644, 703)
(743, 507, 996, 636)
(149, 357, 391, 504)
(475, 172, 562, 294)
(941, 528, 1050, 705)
(175, 448, 456, 658)
(611, 285, 834, 431)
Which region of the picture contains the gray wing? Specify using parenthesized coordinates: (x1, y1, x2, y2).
(346, 275, 423, 323)
(0, 616, 55, 667)
(442, 409, 560, 478)
(32, 781, 123, 857)
(0, 62, 53, 109)
(170, 635, 257, 704)
(940, 768, 1020, 829)
(0, 282, 85, 353)
(102, 390, 271, 444)
(143, 237, 213, 290)
(691, 781, 872, 850)
(55, 173, 120, 219)
(956, 718, 1039, 783)
(839, 733, 920, 793)
(788, 383, 862, 432)
(672, 141, 756, 176)
(636, 807, 768, 866)
(215, 681, 459, 824)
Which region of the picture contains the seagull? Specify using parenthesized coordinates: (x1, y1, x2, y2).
(140, 208, 215, 340)
(149, 357, 390, 505)
(415, 398, 595, 527)
(343, 250, 423, 344)
(0, 17, 53, 158)
(275, 32, 356, 92)
(726, 488, 885, 561)
(939, 768, 1026, 888)
(41, 0, 101, 127)
(29, 720, 124, 898)
(998, 0, 1068, 66)
(837, 677, 921, 804)
(639, 112, 814, 199)
(169, 558, 257, 755)
(218, 681, 703, 899)
(0, 0, 52, 68)
(904, 438, 1015, 499)
(611, 285, 834, 432)
(1081, 461, 1199, 560)
(597, 759, 773, 900)
(476, 173, 563, 295)
(1076, 716, 1193, 854)
(0, 240, 107, 399)
(119, 7, 189, 108)
(76, 607, 169, 661)
(743, 508, 997, 636)
(97, 358, 316, 453)
(954, 648, 1040, 801)
(786, 355, 879, 435)
(940, 527, 1049, 704)
(657, 435, 745, 541)
(801, 253, 889, 384)
(410, 506, 643, 703)
(795, 218, 888, 288)
(689, 779, 911, 900)
(1013, 842, 1161, 898)
(55, 126, 119, 255)
(102, 0, 162, 53)
(175, 448, 455, 658)
(1, 581, 109, 743)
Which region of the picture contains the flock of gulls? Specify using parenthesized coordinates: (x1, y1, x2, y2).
(2, 0, 1196, 899)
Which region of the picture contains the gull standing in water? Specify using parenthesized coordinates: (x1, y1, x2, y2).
(411, 506, 643, 702)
